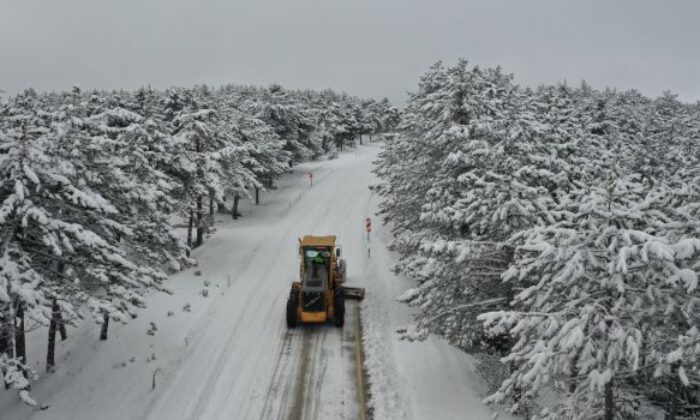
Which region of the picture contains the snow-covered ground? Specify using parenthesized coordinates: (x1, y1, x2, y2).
(0, 144, 506, 420)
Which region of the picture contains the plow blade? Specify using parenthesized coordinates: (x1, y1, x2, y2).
(342, 286, 365, 300)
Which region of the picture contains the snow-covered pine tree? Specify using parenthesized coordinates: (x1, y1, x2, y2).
(316, 101, 351, 153)
(0, 91, 47, 399)
(395, 61, 511, 346)
(367, 97, 400, 138)
(398, 62, 572, 351)
(168, 89, 223, 249)
(373, 61, 449, 254)
(0, 90, 152, 397)
(37, 92, 176, 340)
(480, 173, 700, 419)
(643, 111, 700, 418)
(86, 92, 191, 273)
(250, 84, 319, 163)
(377, 59, 700, 418)
(477, 85, 700, 417)
(233, 111, 291, 201)
(373, 64, 455, 349)
(207, 100, 259, 219)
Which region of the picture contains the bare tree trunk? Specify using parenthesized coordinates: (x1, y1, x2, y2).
(0, 319, 7, 387)
(0, 316, 7, 356)
(55, 263, 67, 343)
(15, 302, 25, 365)
(47, 298, 58, 371)
(46, 297, 66, 372)
(195, 195, 204, 247)
(604, 380, 614, 420)
(217, 197, 228, 214)
(666, 363, 681, 420)
(2, 234, 16, 389)
(232, 194, 240, 220)
(3, 296, 15, 389)
(13, 301, 27, 380)
(58, 305, 67, 341)
(186, 210, 194, 257)
(640, 328, 648, 368)
(255, 187, 259, 205)
(569, 351, 581, 393)
(194, 132, 204, 248)
(100, 313, 109, 341)
(6, 289, 16, 360)
(208, 193, 215, 233)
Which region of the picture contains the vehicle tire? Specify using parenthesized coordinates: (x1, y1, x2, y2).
(334, 289, 345, 328)
(286, 290, 298, 329)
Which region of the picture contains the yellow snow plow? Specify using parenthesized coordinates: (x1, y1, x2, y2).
(286, 235, 365, 328)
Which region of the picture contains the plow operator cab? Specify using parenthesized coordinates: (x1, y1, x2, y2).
(286, 235, 364, 329)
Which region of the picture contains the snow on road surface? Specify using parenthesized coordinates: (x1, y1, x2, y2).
(1, 144, 507, 420)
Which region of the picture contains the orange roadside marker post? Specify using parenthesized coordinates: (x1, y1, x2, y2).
(365, 217, 372, 258)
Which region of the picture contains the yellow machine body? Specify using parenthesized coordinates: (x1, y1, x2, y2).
(286, 235, 364, 328)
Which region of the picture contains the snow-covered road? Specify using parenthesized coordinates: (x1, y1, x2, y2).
(1, 143, 506, 420)
(139, 147, 371, 420)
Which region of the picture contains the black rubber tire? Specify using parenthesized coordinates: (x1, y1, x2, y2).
(286, 290, 298, 329)
(334, 289, 345, 327)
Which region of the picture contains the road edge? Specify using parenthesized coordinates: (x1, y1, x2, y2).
(354, 304, 369, 420)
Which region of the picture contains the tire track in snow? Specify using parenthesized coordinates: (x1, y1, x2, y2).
(283, 305, 358, 420)
(263, 148, 376, 420)
(144, 250, 274, 420)
(282, 153, 373, 419)
(144, 148, 377, 420)
(140, 236, 265, 420)
(228, 182, 340, 419)
(143, 200, 317, 420)
(259, 330, 296, 420)
(286, 328, 314, 420)
(191, 210, 318, 419)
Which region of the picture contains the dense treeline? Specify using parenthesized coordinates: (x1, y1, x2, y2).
(373, 60, 700, 419)
(0, 83, 397, 403)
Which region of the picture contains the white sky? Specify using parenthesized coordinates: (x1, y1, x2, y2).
(1, 0, 699, 104)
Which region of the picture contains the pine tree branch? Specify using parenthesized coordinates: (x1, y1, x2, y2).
(422, 297, 508, 326)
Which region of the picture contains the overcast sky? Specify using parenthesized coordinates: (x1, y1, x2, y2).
(1, 0, 699, 104)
